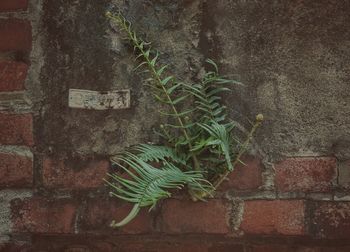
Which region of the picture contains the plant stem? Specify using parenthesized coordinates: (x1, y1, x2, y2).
(107, 12, 201, 171)
(194, 114, 263, 200)
(213, 115, 263, 189)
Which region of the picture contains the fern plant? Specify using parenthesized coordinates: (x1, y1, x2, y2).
(105, 9, 263, 227)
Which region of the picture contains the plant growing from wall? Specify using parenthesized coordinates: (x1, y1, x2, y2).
(105, 9, 263, 227)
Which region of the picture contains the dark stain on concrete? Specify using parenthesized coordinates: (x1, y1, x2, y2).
(36, 0, 350, 162)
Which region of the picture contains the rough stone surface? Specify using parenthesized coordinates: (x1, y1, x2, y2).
(31, 0, 350, 162)
(229, 199, 244, 233)
(275, 157, 337, 193)
(241, 200, 305, 235)
(0, 91, 31, 112)
(36, 0, 205, 157)
(211, 0, 350, 161)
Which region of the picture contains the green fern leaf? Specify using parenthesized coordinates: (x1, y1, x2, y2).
(108, 153, 212, 227)
(131, 144, 187, 165)
(156, 65, 167, 76)
(161, 76, 174, 85)
(198, 121, 234, 171)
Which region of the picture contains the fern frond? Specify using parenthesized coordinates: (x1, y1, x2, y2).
(108, 153, 212, 227)
(107, 11, 201, 170)
(159, 108, 195, 117)
(105, 9, 263, 222)
(183, 59, 242, 124)
(205, 59, 219, 73)
(131, 144, 187, 165)
(198, 121, 234, 171)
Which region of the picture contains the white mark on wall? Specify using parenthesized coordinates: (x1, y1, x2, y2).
(68, 89, 130, 110)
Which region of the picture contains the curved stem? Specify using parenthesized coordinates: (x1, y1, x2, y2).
(110, 203, 140, 228)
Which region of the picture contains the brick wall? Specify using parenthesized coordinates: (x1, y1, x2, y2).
(0, 0, 32, 199)
(0, 0, 33, 250)
(1, 1, 350, 252)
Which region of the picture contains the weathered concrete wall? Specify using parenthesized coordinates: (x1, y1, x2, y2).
(35, 0, 350, 162)
(1, 0, 350, 251)
(38, 0, 167, 157)
(212, 0, 350, 161)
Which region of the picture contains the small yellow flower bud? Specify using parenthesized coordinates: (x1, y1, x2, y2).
(256, 113, 264, 122)
(160, 124, 164, 129)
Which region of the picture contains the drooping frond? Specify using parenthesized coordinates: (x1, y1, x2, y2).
(107, 153, 213, 227)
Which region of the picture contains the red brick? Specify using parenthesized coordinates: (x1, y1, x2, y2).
(80, 198, 153, 234)
(241, 200, 305, 235)
(0, 113, 33, 146)
(113, 241, 243, 252)
(208, 244, 244, 252)
(250, 245, 318, 252)
(11, 197, 77, 233)
(338, 160, 350, 189)
(319, 247, 350, 252)
(31, 238, 115, 252)
(161, 199, 230, 234)
(0, 19, 31, 52)
(220, 155, 263, 191)
(64, 242, 113, 252)
(275, 157, 336, 193)
(250, 245, 287, 252)
(124, 243, 209, 252)
(0, 242, 31, 252)
(63, 246, 91, 252)
(0, 0, 28, 12)
(0, 61, 28, 91)
(106, 241, 209, 252)
(43, 157, 109, 190)
(0, 152, 32, 188)
(309, 201, 350, 239)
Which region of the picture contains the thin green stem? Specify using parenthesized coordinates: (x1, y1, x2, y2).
(107, 12, 200, 171)
(213, 115, 263, 189)
(194, 114, 263, 200)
